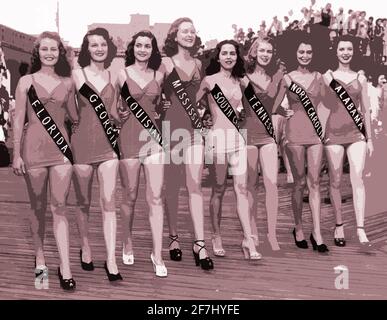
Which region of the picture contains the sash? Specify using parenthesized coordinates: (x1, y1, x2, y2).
(244, 82, 277, 143)
(27, 85, 74, 164)
(120, 82, 166, 148)
(168, 69, 205, 133)
(329, 79, 367, 138)
(79, 83, 120, 159)
(288, 81, 325, 143)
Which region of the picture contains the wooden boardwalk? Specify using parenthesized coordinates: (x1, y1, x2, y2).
(1, 159, 387, 300)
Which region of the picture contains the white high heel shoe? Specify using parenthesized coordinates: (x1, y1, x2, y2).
(122, 248, 134, 265)
(150, 254, 168, 277)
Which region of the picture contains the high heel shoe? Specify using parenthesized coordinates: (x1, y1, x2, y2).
(310, 234, 329, 253)
(211, 235, 226, 257)
(292, 228, 308, 249)
(357, 227, 372, 247)
(150, 254, 168, 277)
(169, 235, 182, 261)
(241, 238, 262, 260)
(34, 257, 48, 278)
(80, 250, 94, 271)
(122, 247, 134, 265)
(192, 240, 214, 270)
(57, 267, 76, 291)
(104, 262, 123, 282)
(334, 224, 346, 247)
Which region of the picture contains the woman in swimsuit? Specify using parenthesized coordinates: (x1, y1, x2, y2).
(242, 37, 284, 251)
(72, 27, 122, 281)
(273, 34, 329, 253)
(13, 31, 77, 290)
(196, 40, 261, 260)
(117, 30, 167, 277)
(323, 35, 374, 247)
(161, 17, 213, 270)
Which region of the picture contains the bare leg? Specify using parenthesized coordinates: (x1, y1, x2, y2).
(143, 152, 165, 264)
(346, 141, 369, 243)
(285, 144, 307, 241)
(119, 159, 141, 257)
(325, 144, 345, 239)
(49, 164, 73, 279)
(246, 146, 259, 245)
(24, 168, 49, 267)
(259, 143, 280, 250)
(97, 159, 119, 274)
(306, 144, 324, 245)
(72, 164, 94, 263)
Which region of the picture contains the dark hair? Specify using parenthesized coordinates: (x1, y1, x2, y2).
(78, 28, 117, 68)
(292, 33, 318, 71)
(30, 31, 71, 77)
(205, 40, 245, 78)
(163, 17, 202, 57)
(332, 35, 362, 71)
(246, 37, 278, 76)
(125, 30, 161, 70)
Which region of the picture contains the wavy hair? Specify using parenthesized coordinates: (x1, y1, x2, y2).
(205, 40, 245, 78)
(30, 31, 71, 77)
(78, 27, 117, 68)
(125, 30, 162, 70)
(332, 35, 362, 71)
(163, 17, 202, 57)
(246, 37, 278, 76)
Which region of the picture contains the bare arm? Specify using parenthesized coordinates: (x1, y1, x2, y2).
(272, 77, 288, 114)
(64, 77, 79, 124)
(359, 75, 373, 143)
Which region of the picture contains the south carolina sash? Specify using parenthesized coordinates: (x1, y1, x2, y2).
(288, 81, 325, 143)
(168, 69, 204, 133)
(244, 82, 276, 143)
(79, 83, 120, 159)
(329, 79, 367, 138)
(120, 82, 166, 148)
(27, 85, 74, 164)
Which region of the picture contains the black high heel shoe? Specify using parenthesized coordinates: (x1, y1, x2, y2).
(192, 240, 214, 270)
(169, 235, 182, 261)
(104, 262, 123, 282)
(334, 224, 346, 247)
(57, 267, 76, 291)
(80, 250, 94, 271)
(292, 228, 308, 249)
(310, 234, 329, 253)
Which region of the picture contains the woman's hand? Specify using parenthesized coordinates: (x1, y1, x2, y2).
(277, 105, 294, 119)
(161, 99, 172, 112)
(202, 113, 213, 129)
(118, 107, 130, 122)
(12, 156, 26, 176)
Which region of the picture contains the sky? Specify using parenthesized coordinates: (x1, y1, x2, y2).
(1, 0, 386, 47)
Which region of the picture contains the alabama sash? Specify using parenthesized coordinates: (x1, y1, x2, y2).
(329, 79, 367, 138)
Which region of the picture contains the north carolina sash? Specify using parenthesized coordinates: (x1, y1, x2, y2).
(120, 82, 166, 148)
(79, 83, 120, 159)
(244, 82, 276, 143)
(27, 85, 74, 164)
(329, 79, 367, 138)
(288, 81, 325, 143)
(168, 69, 205, 133)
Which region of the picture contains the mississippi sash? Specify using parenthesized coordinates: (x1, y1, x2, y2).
(329, 79, 367, 138)
(120, 82, 166, 148)
(168, 69, 205, 133)
(244, 82, 276, 143)
(288, 81, 325, 143)
(79, 83, 120, 159)
(27, 85, 74, 164)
